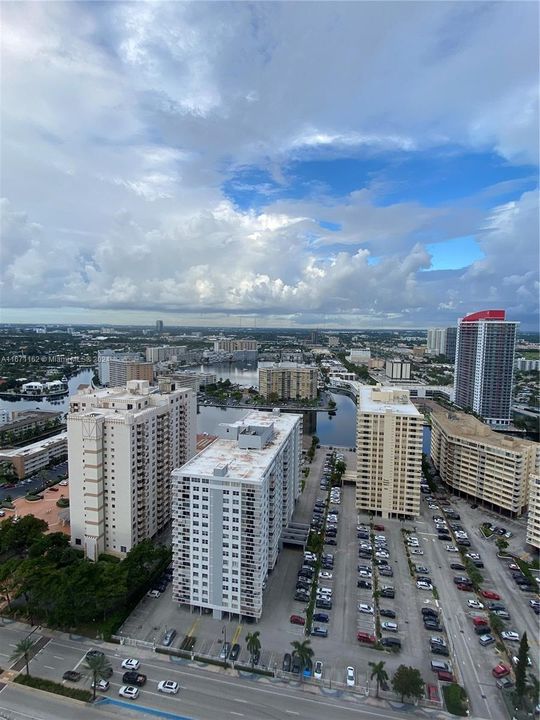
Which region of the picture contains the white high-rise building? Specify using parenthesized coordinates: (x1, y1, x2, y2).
(385, 359, 411, 381)
(172, 409, 302, 621)
(356, 386, 422, 519)
(427, 328, 447, 356)
(145, 346, 187, 362)
(68, 379, 196, 561)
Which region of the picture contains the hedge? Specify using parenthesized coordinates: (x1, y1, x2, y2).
(443, 683, 468, 716)
(14, 674, 92, 702)
(235, 664, 274, 676)
(155, 646, 192, 660)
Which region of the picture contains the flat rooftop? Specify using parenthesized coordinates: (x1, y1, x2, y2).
(177, 410, 301, 483)
(432, 408, 538, 451)
(0, 432, 67, 457)
(358, 385, 420, 417)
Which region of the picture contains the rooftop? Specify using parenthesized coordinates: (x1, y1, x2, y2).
(358, 385, 420, 416)
(176, 410, 301, 483)
(432, 409, 539, 452)
(0, 432, 67, 457)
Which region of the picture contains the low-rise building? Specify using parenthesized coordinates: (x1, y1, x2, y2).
(0, 410, 63, 442)
(430, 409, 540, 516)
(385, 359, 411, 381)
(0, 432, 68, 479)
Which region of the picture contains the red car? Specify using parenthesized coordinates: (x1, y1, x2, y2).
(357, 631, 376, 645)
(373, 524, 385, 531)
(492, 663, 510, 679)
(290, 615, 305, 626)
(472, 616, 487, 627)
(481, 590, 501, 600)
(456, 583, 472, 591)
(437, 670, 455, 683)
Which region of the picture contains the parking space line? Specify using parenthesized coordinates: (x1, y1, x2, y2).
(186, 618, 199, 638)
(231, 624, 242, 645)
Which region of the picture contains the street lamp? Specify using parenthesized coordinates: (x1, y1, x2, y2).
(222, 625, 227, 647)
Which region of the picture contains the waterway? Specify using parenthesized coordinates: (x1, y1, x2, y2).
(0, 370, 94, 414)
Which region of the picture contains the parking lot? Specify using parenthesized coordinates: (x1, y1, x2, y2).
(120, 447, 538, 715)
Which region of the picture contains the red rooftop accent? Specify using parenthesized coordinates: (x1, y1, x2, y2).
(462, 310, 505, 322)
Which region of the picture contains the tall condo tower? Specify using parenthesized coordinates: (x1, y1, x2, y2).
(454, 310, 518, 427)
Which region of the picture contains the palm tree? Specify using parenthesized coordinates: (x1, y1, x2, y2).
(246, 631, 261, 667)
(369, 660, 389, 698)
(10, 637, 35, 676)
(84, 653, 112, 702)
(291, 639, 314, 680)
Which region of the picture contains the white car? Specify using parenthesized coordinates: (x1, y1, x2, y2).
(358, 569, 372, 577)
(512, 655, 532, 667)
(346, 666, 356, 687)
(468, 599, 484, 609)
(445, 545, 459, 553)
(501, 631, 520, 642)
(118, 685, 139, 699)
(314, 660, 323, 680)
(59, 480, 69, 486)
(121, 658, 140, 671)
(358, 603, 374, 614)
(320, 571, 333, 579)
(157, 680, 179, 694)
(91, 679, 110, 691)
(147, 590, 160, 598)
(375, 551, 389, 559)
(416, 581, 433, 590)
(381, 621, 398, 632)
(410, 548, 424, 555)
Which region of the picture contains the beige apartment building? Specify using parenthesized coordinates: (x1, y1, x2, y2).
(356, 386, 423, 519)
(527, 475, 540, 549)
(259, 362, 318, 400)
(430, 409, 540, 516)
(213, 338, 258, 353)
(109, 359, 154, 387)
(68, 379, 196, 560)
(0, 432, 67, 480)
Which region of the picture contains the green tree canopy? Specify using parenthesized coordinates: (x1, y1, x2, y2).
(84, 652, 112, 701)
(392, 665, 425, 703)
(515, 632, 530, 706)
(10, 637, 35, 676)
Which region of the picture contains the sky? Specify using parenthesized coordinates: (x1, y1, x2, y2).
(1, 1, 539, 329)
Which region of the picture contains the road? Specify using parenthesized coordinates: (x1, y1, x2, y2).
(0, 623, 460, 720)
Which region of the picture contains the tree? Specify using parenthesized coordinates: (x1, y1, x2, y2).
(290, 639, 314, 680)
(515, 632, 529, 706)
(391, 665, 425, 703)
(488, 612, 504, 636)
(495, 538, 509, 553)
(10, 637, 35, 676)
(84, 652, 112, 701)
(369, 660, 389, 698)
(246, 631, 261, 667)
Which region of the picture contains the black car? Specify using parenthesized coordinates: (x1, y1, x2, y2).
(230, 643, 241, 661)
(457, 539, 471, 546)
(357, 580, 372, 589)
(379, 567, 393, 577)
(122, 671, 147, 686)
(424, 620, 442, 631)
(379, 608, 396, 618)
(85, 650, 113, 677)
(380, 587, 395, 598)
(282, 653, 291, 672)
(431, 644, 449, 656)
(316, 599, 332, 609)
(291, 655, 302, 674)
(295, 592, 309, 602)
(380, 637, 401, 649)
(313, 612, 329, 623)
(325, 538, 337, 546)
(63, 671, 82, 682)
(422, 608, 439, 618)
(450, 563, 466, 571)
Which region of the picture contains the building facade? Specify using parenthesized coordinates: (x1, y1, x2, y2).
(0, 432, 68, 480)
(385, 359, 411, 381)
(68, 379, 196, 560)
(427, 328, 447, 356)
(430, 409, 539, 516)
(108, 359, 154, 388)
(258, 362, 318, 400)
(356, 387, 422, 519)
(527, 475, 540, 549)
(516, 358, 540, 372)
(213, 338, 258, 353)
(454, 310, 518, 426)
(349, 348, 371, 364)
(171, 410, 302, 621)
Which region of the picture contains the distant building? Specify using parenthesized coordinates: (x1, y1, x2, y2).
(516, 358, 540, 372)
(259, 362, 318, 400)
(431, 408, 539, 517)
(445, 327, 457, 362)
(527, 476, 540, 549)
(0, 410, 62, 442)
(356, 386, 422, 519)
(385, 359, 411, 381)
(145, 346, 187, 363)
(213, 338, 258, 353)
(0, 432, 67, 480)
(349, 348, 371, 364)
(159, 371, 217, 393)
(108, 359, 154, 387)
(0, 409, 10, 427)
(454, 310, 518, 426)
(97, 349, 141, 386)
(156, 320, 164, 333)
(68, 379, 196, 560)
(427, 328, 447, 356)
(172, 409, 302, 620)
(327, 336, 340, 347)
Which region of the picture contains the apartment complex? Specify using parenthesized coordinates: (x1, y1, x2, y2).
(159, 371, 217, 393)
(213, 338, 258, 353)
(349, 348, 371, 364)
(97, 350, 140, 385)
(454, 309, 518, 427)
(385, 359, 411, 381)
(356, 386, 423, 519)
(0, 410, 62, 442)
(430, 408, 540, 517)
(171, 410, 302, 621)
(0, 432, 67, 480)
(527, 475, 540, 549)
(145, 346, 187, 363)
(259, 362, 318, 400)
(516, 358, 540, 372)
(68, 379, 196, 560)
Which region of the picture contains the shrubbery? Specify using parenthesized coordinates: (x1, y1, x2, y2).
(14, 674, 92, 702)
(443, 683, 468, 716)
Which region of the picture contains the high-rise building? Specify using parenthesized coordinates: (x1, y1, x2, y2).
(97, 350, 141, 386)
(108, 359, 154, 387)
(156, 320, 164, 333)
(159, 371, 217, 393)
(431, 409, 540, 517)
(258, 362, 318, 400)
(527, 475, 540, 549)
(445, 327, 457, 362)
(68, 379, 196, 560)
(172, 410, 302, 620)
(385, 359, 411, 381)
(356, 386, 423, 519)
(145, 346, 187, 363)
(454, 310, 518, 426)
(427, 328, 447, 356)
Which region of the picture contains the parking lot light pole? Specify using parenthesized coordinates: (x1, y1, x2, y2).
(222, 625, 226, 647)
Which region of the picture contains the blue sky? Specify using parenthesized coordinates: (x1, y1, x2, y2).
(1, 1, 538, 328)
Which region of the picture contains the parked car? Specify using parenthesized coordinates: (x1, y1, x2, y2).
(161, 629, 177, 647)
(379, 608, 396, 618)
(381, 622, 398, 632)
(481, 590, 501, 600)
(346, 666, 356, 687)
(492, 663, 511, 678)
(357, 580, 372, 590)
(314, 660, 323, 680)
(313, 613, 329, 623)
(380, 587, 395, 598)
(311, 626, 328, 638)
(91, 679, 110, 691)
(290, 614, 305, 625)
(356, 631, 376, 644)
(282, 653, 292, 672)
(230, 643, 241, 661)
(380, 637, 401, 649)
(358, 604, 374, 614)
(62, 671, 82, 682)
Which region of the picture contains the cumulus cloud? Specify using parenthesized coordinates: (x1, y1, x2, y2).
(0, 1, 538, 327)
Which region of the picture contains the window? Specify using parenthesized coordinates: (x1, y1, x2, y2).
(75, 538, 81, 546)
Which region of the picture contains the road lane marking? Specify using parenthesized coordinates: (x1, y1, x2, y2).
(286, 712, 300, 716)
(233, 698, 247, 703)
(53, 655, 63, 660)
(230, 713, 244, 717)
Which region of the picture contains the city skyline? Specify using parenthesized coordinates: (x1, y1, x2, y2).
(1, 2, 539, 329)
